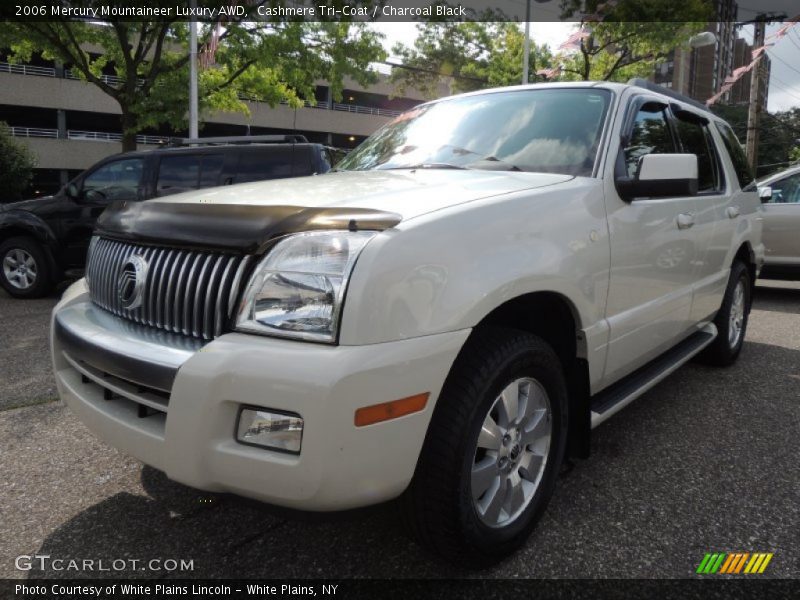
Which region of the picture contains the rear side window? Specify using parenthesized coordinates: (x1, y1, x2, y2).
(157, 155, 200, 195)
(235, 148, 294, 183)
(715, 122, 755, 190)
(674, 118, 723, 193)
(624, 105, 675, 178)
(199, 155, 224, 187)
(157, 154, 224, 195)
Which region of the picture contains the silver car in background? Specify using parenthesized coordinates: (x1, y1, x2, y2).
(758, 164, 800, 279)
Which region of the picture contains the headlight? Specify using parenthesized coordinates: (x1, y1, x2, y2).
(236, 230, 377, 342)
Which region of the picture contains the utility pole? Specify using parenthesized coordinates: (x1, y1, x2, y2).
(745, 18, 766, 168)
(189, 0, 199, 139)
(743, 12, 785, 169)
(522, 0, 531, 84)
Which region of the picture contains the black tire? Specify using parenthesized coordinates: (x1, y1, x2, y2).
(0, 236, 53, 299)
(697, 260, 751, 367)
(403, 328, 568, 567)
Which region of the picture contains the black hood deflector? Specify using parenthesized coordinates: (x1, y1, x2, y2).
(95, 200, 402, 254)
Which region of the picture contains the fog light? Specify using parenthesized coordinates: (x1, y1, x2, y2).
(237, 407, 303, 454)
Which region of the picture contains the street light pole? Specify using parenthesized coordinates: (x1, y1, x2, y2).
(522, 0, 531, 84)
(189, 0, 199, 139)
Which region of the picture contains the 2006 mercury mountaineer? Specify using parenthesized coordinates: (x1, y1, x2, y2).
(51, 80, 764, 566)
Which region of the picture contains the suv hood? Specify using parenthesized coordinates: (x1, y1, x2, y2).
(2, 195, 59, 214)
(96, 170, 573, 253)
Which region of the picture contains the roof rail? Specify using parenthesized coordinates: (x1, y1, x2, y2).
(168, 134, 309, 146)
(627, 78, 709, 113)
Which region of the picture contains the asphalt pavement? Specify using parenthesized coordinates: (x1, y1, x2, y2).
(0, 281, 798, 579)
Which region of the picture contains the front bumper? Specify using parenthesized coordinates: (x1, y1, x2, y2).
(52, 280, 470, 510)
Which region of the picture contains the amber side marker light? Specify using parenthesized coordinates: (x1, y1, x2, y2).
(354, 393, 430, 427)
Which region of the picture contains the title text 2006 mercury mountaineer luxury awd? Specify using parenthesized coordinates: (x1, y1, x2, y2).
(52, 81, 764, 566)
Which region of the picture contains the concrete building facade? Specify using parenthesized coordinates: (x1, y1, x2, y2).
(0, 52, 433, 197)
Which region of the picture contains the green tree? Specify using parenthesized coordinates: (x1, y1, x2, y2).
(390, 21, 553, 98)
(555, 0, 711, 82)
(0, 122, 37, 202)
(0, 3, 386, 151)
(712, 105, 800, 176)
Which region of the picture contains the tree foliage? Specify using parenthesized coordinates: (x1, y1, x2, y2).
(0, 122, 37, 202)
(712, 105, 800, 176)
(0, 4, 386, 150)
(390, 21, 553, 98)
(556, 0, 711, 82)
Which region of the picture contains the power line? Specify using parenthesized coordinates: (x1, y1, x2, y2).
(766, 48, 800, 78)
(769, 72, 800, 97)
(786, 31, 800, 53)
(769, 78, 800, 104)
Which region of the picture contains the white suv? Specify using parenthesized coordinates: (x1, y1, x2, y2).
(51, 81, 764, 566)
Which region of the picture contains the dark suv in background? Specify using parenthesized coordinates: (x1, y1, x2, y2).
(0, 136, 343, 298)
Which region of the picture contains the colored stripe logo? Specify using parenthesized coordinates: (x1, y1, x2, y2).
(696, 552, 773, 574)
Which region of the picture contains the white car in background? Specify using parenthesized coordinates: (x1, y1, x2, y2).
(758, 164, 800, 279)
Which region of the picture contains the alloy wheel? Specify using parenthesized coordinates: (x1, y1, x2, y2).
(471, 377, 552, 528)
(2, 248, 38, 290)
(728, 279, 746, 348)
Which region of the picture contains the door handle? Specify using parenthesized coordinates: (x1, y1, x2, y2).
(677, 213, 695, 229)
(726, 206, 740, 219)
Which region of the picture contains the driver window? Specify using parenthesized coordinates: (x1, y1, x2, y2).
(624, 105, 676, 178)
(82, 158, 144, 201)
(768, 173, 800, 204)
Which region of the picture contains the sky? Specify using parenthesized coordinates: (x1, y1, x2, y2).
(368, 17, 800, 114)
(741, 20, 800, 113)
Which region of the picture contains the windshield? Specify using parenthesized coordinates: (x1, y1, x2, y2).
(337, 88, 611, 176)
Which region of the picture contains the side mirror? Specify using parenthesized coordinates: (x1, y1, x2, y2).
(66, 183, 79, 199)
(758, 186, 773, 203)
(616, 153, 698, 201)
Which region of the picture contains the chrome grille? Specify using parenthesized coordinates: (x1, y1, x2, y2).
(86, 237, 252, 340)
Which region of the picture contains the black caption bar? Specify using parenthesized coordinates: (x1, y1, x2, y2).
(3, 579, 799, 600)
(0, 0, 748, 24)
(4, 0, 799, 24)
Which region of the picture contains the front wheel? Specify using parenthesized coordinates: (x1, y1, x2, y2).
(0, 236, 53, 298)
(698, 260, 751, 366)
(403, 328, 568, 567)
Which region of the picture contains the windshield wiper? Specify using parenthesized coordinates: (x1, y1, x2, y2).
(380, 163, 470, 171)
(437, 144, 482, 158)
(468, 156, 523, 172)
